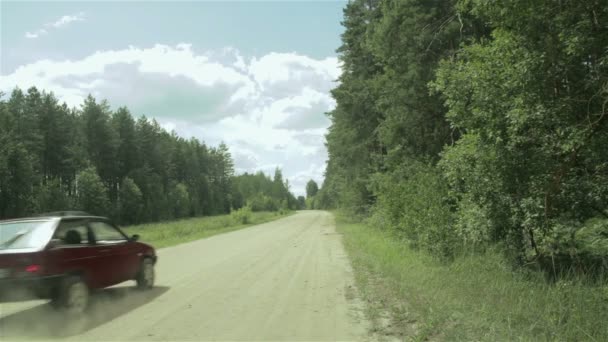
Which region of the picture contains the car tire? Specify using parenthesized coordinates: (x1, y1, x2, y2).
(55, 275, 89, 315)
(136, 258, 155, 290)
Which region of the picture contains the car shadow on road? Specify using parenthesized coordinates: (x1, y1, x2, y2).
(0, 285, 169, 339)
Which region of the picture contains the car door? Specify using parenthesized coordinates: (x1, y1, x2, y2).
(48, 218, 109, 288)
(89, 220, 140, 285)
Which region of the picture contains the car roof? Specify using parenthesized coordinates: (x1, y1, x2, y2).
(37, 211, 108, 220)
(36, 211, 92, 217)
(0, 212, 109, 223)
(0, 216, 61, 224)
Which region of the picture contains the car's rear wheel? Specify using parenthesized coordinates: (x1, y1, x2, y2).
(53, 276, 89, 315)
(136, 258, 155, 290)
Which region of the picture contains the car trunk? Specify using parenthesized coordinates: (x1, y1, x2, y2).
(0, 251, 46, 301)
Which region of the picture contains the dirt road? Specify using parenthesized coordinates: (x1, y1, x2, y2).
(0, 211, 369, 341)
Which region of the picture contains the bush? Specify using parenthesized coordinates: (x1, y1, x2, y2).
(369, 161, 456, 259)
(231, 205, 253, 224)
(533, 218, 608, 280)
(248, 193, 278, 212)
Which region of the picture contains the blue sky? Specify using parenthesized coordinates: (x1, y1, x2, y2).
(2, 2, 344, 72)
(1, 1, 346, 195)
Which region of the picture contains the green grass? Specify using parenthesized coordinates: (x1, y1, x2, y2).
(123, 211, 293, 249)
(336, 214, 608, 341)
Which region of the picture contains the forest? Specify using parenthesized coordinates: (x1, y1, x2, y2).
(0, 87, 299, 224)
(317, 0, 608, 275)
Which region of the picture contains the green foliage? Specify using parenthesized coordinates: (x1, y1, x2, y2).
(574, 219, 608, 259)
(231, 205, 253, 224)
(0, 142, 36, 218)
(169, 182, 191, 219)
(305, 196, 316, 210)
(35, 179, 72, 213)
(432, 0, 608, 266)
(232, 170, 298, 212)
(296, 196, 306, 209)
(369, 162, 456, 259)
(369, 0, 463, 161)
(118, 177, 143, 225)
(338, 217, 608, 341)
(81, 96, 119, 194)
(124, 210, 292, 249)
(315, 182, 336, 210)
(305, 180, 319, 198)
(247, 193, 278, 212)
(321, 0, 608, 276)
(112, 107, 138, 180)
(532, 218, 608, 278)
(321, 0, 474, 255)
(75, 167, 110, 215)
(0, 87, 298, 225)
(321, 0, 383, 213)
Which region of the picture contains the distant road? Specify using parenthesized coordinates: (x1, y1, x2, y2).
(0, 211, 369, 341)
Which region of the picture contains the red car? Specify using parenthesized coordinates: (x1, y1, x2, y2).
(0, 211, 157, 315)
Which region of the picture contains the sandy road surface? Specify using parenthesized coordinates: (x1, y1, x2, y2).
(0, 211, 369, 341)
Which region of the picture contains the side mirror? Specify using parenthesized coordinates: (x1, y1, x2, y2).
(130, 234, 140, 242)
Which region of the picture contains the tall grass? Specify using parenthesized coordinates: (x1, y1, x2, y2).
(336, 214, 608, 341)
(123, 211, 292, 249)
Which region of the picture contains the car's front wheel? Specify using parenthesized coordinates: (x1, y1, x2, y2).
(136, 258, 155, 290)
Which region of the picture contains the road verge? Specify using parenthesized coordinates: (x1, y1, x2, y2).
(335, 212, 608, 341)
(124, 211, 294, 248)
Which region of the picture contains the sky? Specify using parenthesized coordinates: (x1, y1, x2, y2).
(0, 1, 346, 196)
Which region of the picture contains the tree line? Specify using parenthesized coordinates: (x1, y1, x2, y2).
(319, 0, 608, 275)
(0, 87, 300, 224)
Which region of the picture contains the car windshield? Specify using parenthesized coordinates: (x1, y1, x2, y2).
(0, 220, 57, 250)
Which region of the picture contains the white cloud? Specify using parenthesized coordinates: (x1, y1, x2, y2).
(0, 44, 340, 195)
(24, 12, 85, 39)
(4, 45, 249, 89)
(234, 54, 247, 72)
(249, 52, 340, 87)
(25, 29, 48, 39)
(51, 13, 85, 28)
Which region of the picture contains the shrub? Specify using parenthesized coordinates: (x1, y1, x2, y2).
(248, 193, 279, 212)
(370, 161, 456, 259)
(533, 218, 608, 280)
(231, 205, 253, 224)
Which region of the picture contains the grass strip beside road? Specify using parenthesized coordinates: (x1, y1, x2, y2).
(335, 213, 608, 341)
(124, 211, 294, 249)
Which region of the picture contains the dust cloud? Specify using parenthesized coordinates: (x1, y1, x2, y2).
(0, 285, 168, 340)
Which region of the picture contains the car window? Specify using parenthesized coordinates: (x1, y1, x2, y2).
(0, 219, 57, 250)
(54, 220, 91, 246)
(90, 221, 127, 244)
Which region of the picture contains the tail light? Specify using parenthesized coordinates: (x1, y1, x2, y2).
(25, 264, 41, 273)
